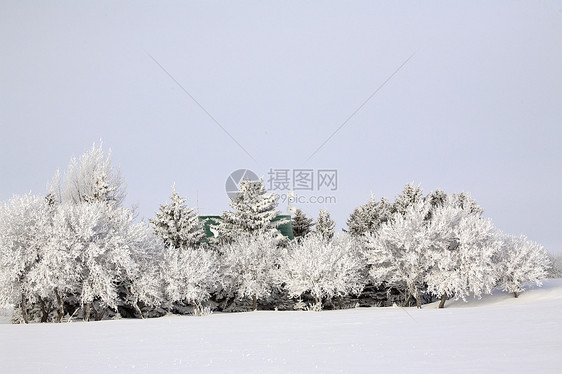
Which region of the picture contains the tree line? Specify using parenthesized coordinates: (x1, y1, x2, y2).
(0, 143, 551, 323)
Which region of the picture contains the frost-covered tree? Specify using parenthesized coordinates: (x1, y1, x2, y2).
(0, 193, 159, 323)
(216, 178, 286, 243)
(378, 197, 393, 226)
(119, 223, 165, 318)
(347, 196, 392, 236)
(451, 192, 483, 216)
(496, 234, 550, 298)
(548, 253, 562, 278)
(424, 189, 448, 221)
(292, 209, 314, 239)
(50, 142, 126, 207)
(0, 194, 53, 323)
(14, 200, 164, 322)
(278, 233, 366, 309)
(315, 209, 335, 240)
(49, 202, 145, 321)
(365, 202, 431, 308)
(347, 198, 375, 237)
(27, 206, 79, 322)
(150, 185, 205, 249)
(161, 245, 219, 315)
(425, 204, 500, 308)
(393, 183, 424, 216)
(218, 233, 280, 310)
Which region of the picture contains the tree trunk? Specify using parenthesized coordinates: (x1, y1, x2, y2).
(54, 288, 64, 323)
(193, 302, 201, 316)
(402, 292, 411, 307)
(39, 296, 48, 323)
(92, 303, 106, 321)
(513, 291, 519, 298)
(133, 303, 144, 319)
(252, 295, 257, 311)
(222, 296, 236, 311)
(92, 303, 98, 321)
(84, 302, 90, 322)
(20, 294, 29, 324)
(408, 283, 421, 309)
(438, 293, 447, 309)
(312, 294, 321, 310)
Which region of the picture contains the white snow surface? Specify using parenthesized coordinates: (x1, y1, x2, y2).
(1, 280, 562, 373)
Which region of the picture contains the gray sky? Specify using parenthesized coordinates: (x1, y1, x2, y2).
(1, 1, 561, 252)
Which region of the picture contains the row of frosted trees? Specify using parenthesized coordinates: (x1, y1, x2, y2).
(0, 143, 551, 323)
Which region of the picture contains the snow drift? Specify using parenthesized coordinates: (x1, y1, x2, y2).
(1, 279, 561, 373)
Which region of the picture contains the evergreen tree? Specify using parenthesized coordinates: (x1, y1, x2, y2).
(425, 189, 448, 221)
(393, 183, 424, 216)
(452, 192, 484, 216)
(347, 197, 375, 237)
(216, 178, 285, 243)
(377, 197, 393, 225)
(150, 185, 205, 249)
(315, 209, 335, 240)
(292, 209, 314, 239)
(347, 196, 392, 236)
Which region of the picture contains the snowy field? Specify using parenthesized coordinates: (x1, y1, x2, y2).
(1, 280, 562, 373)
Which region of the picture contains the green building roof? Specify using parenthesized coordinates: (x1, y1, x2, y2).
(198, 215, 294, 240)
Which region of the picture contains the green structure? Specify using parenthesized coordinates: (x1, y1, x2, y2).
(199, 215, 294, 240)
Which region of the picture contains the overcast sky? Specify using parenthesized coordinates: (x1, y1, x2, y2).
(1, 1, 561, 252)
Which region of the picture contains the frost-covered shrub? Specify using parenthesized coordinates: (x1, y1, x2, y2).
(50, 203, 153, 321)
(0, 195, 163, 323)
(496, 234, 550, 297)
(218, 233, 280, 310)
(0, 194, 53, 323)
(279, 233, 366, 309)
(424, 204, 501, 308)
(365, 202, 431, 308)
(122, 224, 166, 317)
(161, 245, 219, 315)
(548, 253, 562, 278)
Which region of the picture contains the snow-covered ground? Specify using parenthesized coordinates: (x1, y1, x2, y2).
(2, 280, 562, 373)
